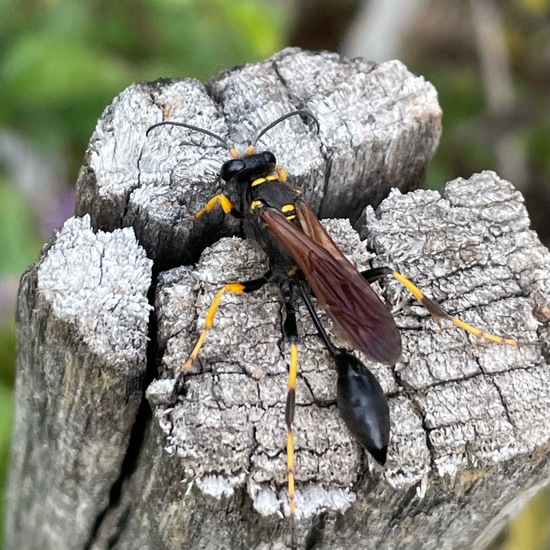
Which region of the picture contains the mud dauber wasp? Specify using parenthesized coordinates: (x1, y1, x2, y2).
(147, 110, 516, 549)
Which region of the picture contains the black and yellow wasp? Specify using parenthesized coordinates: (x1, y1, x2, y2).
(147, 110, 516, 549)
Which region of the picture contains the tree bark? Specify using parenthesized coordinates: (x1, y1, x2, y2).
(6, 48, 550, 550)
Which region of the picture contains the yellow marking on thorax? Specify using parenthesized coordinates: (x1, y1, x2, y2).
(251, 174, 279, 187)
(281, 204, 295, 213)
(251, 177, 266, 187)
(250, 200, 263, 210)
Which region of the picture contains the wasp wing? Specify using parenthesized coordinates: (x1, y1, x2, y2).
(262, 205, 401, 365)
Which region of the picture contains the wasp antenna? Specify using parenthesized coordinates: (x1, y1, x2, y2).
(146, 120, 230, 150)
(252, 110, 320, 147)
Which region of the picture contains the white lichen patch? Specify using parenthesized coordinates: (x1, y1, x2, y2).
(37, 215, 152, 363)
(196, 473, 246, 498)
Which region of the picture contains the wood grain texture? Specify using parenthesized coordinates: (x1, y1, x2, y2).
(141, 172, 550, 550)
(6, 216, 152, 550)
(75, 47, 441, 266)
(7, 48, 550, 550)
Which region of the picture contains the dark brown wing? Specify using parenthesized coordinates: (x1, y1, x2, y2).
(262, 205, 401, 365)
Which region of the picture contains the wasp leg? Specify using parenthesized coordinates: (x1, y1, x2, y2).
(361, 267, 517, 346)
(279, 279, 299, 550)
(192, 193, 243, 220)
(169, 271, 271, 401)
(275, 165, 288, 182)
(297, 282, 390, 465)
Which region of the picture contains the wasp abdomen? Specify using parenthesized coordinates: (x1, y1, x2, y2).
(335, 351, 390, 465)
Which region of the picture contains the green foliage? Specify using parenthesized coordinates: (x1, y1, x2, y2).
(0, 0, 288, 152)
(0, 181, 42, 275)
(423, 67, 492, 189)
(0, 384, 14, 547)
(415, 0, 550, 194)
(504, 488, 550, 550)
(0, 177, 36, 387)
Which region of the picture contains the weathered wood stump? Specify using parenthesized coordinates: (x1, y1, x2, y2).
(6, 48, 550, 550)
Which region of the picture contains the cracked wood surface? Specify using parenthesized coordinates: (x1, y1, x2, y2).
(75, 47, 441, 267)
(142, 172, 550, 550)
(6, 216, 153, 550)
(7, 48, 550, 550)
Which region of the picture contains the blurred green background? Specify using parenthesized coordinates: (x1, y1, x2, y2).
(0, 0, 548, 548)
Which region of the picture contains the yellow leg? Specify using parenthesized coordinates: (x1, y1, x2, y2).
(286, 342, 299, 549)
(193, 194, 236, 219)
(179, 282, 246, 375)
(275, 165, 288, 182)
(169, 273, 270, 401)
(391, 270, 517, 346)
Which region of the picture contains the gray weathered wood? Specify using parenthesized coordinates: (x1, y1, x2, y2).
(6, 216, 152, 549)
(138, 172, 550, 550)
(75, 47, 441, 265)
(7, 48, 550, 550)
